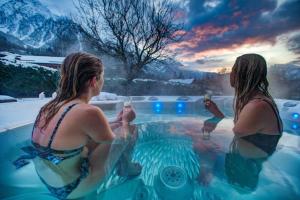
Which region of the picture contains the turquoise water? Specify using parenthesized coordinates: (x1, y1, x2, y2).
(0, 113, 299, 200)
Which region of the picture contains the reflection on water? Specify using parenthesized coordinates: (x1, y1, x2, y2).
(0, 116, 299, 200)
(99, 118, 300, 200)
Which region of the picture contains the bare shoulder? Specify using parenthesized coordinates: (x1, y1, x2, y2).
(242, 99, 270, 115)
(234, 100, 270, 135)
(77, 104, 102, 113)
(71, 104, 105, 121)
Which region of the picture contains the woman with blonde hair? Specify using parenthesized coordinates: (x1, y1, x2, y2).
(14, 52, 140, 199)
(205, 53, 282, 154)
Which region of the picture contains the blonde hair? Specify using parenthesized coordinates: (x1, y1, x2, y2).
(231, 54, 278, 121)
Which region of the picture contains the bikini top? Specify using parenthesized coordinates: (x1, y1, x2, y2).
(14, 103, 84, 168)
(242, 98, 283, 155)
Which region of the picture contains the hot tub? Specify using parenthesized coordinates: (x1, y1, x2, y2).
(0, 96, 299, 200)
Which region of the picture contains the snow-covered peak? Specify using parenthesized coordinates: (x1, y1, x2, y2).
(0, 0, 81, 53)
(0, 0, 54, 20)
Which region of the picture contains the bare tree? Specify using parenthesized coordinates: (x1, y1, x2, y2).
(74, 0, 184, 82)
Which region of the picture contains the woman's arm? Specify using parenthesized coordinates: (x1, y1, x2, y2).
(204, 100, 225, 119)
(83, 105, 136, 144)
(82, 106, 116, 143)
(85, 120, 123, 152)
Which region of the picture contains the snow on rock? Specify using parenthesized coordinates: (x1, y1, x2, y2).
(91, 92, 118, 101)
(52, 92, 57, 99)
(39, 92, 45, 100)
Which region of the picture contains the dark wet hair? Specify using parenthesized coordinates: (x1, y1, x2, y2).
(231, 54, 279, 122)
(36, 52, 103, 129)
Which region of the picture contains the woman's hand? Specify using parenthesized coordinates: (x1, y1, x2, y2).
(204, 100, 225, 118)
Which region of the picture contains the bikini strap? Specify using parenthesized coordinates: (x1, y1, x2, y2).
(251, 97, 283, 134)
(47, 103, 78, 148)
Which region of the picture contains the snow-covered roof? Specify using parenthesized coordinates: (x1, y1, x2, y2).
(18, 55, 64, 64)
(168, 79, 194, 85)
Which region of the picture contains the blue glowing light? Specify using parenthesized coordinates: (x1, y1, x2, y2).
(153, 102, 163, 113)
(292, 113, 299, 119)
(155, 103, 161, 108)
(176, 102, 186, 114)
(176, 102, 186, 108)
(291, 124, 299, 130)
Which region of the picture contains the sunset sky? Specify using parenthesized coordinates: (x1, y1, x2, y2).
(42, 0, 300, 72)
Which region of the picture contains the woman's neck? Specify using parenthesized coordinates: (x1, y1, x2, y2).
(77, 93, 92, 104)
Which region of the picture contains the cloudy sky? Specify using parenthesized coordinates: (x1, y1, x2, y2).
(41, 0, 300, 72)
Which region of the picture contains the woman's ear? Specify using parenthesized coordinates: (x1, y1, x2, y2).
(89, 76, 98, 87)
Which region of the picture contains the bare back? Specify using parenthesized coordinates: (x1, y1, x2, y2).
(32, 102, 89, 150)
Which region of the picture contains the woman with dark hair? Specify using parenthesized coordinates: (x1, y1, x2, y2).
(197, 54, 283, 191)
(205, 54, 283, 154)
(14, 52, 140, 199)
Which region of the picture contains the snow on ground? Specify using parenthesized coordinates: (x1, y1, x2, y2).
(0, 98, 51, 132)
(0, 92, 120, 132)
(18, 55, 64, 64)
(0, 95, 17, 101)
(0, 51, 61, 71)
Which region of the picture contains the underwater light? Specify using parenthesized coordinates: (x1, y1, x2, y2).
(176, 102, 185, 108)
(153, 102, 163, 113)
(176, 102, 186, 109)
(176, 102, 186, 114)
(291, 124, 299, 130)
(292, 113, 299, 119)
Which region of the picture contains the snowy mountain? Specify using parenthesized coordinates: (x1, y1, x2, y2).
(142, 58, 218, 80)
(0, 0, 218, 80)
(268, 63, 300, 100)
(270, 63, 300, 81)
(0, 0, 82, 56)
